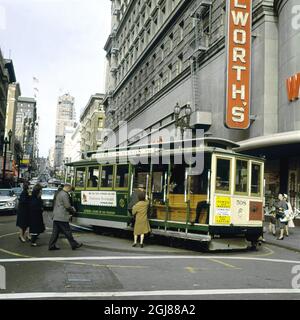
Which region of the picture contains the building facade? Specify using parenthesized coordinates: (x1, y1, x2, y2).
(80, 93, 105, 154)
(103, 0, 300, 208)
(54, 93, 76, 172)
(15, 97, 38, 178)
(0, 52, 17, 183)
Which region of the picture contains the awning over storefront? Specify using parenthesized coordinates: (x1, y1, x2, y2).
(236, 131, 300, 159)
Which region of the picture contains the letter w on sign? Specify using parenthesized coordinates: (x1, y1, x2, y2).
(286, 73, 300, 101)
(0, 265, 5, 290)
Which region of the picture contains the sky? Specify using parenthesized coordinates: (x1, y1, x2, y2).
(0, 0, 111, 157)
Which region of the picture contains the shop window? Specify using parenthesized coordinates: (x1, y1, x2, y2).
(251, 163, 262, 196)
(101, 166, 114, 188)
(235, 160, 248, 194)
(216, 158, 231, 193)
(116, 165, 129, 188)
(87, 166, 100, 188)
(75, 168, 86, 188)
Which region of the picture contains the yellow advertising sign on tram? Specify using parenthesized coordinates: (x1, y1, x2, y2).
(215, 196, 232, 225)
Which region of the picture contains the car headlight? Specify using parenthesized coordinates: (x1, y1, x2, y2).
(7, 201, 16, 207)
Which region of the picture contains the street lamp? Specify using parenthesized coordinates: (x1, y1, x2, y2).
(2, 129, 13, 184)
(174, 103, 192, 140)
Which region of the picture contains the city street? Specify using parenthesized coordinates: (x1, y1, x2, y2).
(1, 213, 300, 300)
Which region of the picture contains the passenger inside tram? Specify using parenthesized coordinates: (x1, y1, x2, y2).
(169, 165, 185, 194)
(190, 170, 210, 225)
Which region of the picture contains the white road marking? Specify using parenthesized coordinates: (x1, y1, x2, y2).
(0, 255, 300, 264)
(0, 288, 300, 299)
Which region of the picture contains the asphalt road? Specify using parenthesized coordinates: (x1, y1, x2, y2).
(1, 212, 300, 300)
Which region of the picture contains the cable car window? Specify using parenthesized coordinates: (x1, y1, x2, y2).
(152, 172, 163, 193)
(87, 167, 99, 188)
(216, 158, 230, 193)
(75, 168, 86, 188)
(101, 166, 114, 188)
(251, 163, 262, 196)
(115, 165, 129, 188)
(235, 160, 248, 194)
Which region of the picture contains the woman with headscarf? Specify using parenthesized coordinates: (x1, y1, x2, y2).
(16, 182, 31, 243)
(132, 190, 151, 248)
(29, 184, 45, 247)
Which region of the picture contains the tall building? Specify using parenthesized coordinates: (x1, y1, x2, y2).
(15, 97, 38, 178)
(80, 93, 105, 154)
(0, 51, 16, 154)
(6, 82, 21, 156)
(54, 93, 76, 172)
(0, 51, 17, 183)
(103, 0, 300, 208)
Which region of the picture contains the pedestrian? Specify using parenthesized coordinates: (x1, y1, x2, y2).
(29, 184, 45, 247)
(128, 184, 145, 227)
(53, 184, 64, 206)
(16, 181, 31, 243)
(132, 190, 151, 248)
(283, 194, 294, 236)
(48, 183, 82, 251)
(275, 193, 288, 240)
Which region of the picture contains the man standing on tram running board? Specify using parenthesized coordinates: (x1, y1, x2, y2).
(48, 183, 82, 251)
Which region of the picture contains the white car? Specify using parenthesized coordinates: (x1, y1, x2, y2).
(41, 188, 57, 210)
(0, 189, 18, 214)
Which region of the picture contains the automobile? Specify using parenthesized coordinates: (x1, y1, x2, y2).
(12, 187, 23, 200)
(0, 189, 18, 215)
(41, 187, 57, 210)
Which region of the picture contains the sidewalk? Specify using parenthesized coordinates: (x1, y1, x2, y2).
(263, 222, 300, 252)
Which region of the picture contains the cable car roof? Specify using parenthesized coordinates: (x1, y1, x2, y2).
(66, 137, 263, 167)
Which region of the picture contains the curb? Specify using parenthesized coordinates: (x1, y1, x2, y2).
(265, 240, 300, 254)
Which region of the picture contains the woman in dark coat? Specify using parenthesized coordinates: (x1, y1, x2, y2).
(29, 184, 45, 247)
(16, 182, 31, 243)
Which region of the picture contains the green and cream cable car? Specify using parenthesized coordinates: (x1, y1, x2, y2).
(66, 138, 264, 251)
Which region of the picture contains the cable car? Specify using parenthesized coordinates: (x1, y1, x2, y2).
(66, 137, 264, 251)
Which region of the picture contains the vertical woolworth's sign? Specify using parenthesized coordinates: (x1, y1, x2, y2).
(225, 0, 252, 129)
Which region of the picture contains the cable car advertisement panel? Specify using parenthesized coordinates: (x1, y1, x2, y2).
(225, 0, 252, 129)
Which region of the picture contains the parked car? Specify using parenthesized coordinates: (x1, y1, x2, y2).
(0, 189, 18, 215)
(41, 188, 57, 210)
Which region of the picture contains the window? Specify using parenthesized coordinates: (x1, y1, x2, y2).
(168, 63, 173, 82)
(251, 163, 262, 196)
(101, 166, 114, 188)
(87, 166, 100, 188)
(179, 20, 184, 41)
(235, 160, 248, 194)
(75, 168, 86, 188)
(160, 43, 165, 60)
(115, 165, 129, 188)
(216, 158, 231, 193)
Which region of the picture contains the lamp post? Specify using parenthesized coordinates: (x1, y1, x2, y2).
(174, 103, 192, 140)
(2, 129, 12, 184)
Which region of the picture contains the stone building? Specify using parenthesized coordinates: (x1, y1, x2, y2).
(80, 93, 105, 154)
(54, 93, 76, 172)
(103, 0, 300, 209)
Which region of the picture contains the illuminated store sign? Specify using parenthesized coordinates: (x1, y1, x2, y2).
(225, 0, 252, 129)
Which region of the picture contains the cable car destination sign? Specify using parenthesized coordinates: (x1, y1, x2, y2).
(225, 0, 252, 129)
